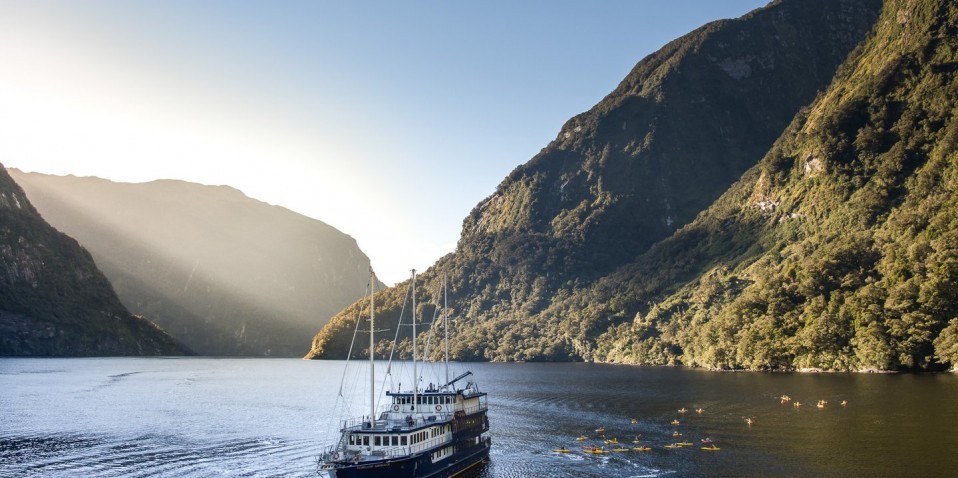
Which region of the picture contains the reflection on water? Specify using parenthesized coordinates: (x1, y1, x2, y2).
(1, 359, 956, 477)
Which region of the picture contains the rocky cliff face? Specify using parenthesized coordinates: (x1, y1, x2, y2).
(583, 0, 958, 371)
(10, 171, 377, 356)
(0, 165, 187, 356)
(462, 0, 882, 280)
(307, 0, 883, 361)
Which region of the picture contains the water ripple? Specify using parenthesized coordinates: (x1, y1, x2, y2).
(0, 433, 319, 478)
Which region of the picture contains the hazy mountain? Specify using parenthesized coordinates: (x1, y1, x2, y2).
(10, 171, 378, 356)
(307, 0, 883, 361)
(0, 164, 187, 356)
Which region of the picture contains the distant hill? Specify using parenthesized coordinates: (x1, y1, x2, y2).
(0, 164, 187, 356)
(307, 0, 884, 362)
(10, 171, 378, 356)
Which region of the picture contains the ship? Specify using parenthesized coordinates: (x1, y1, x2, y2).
(318, 270, 491, 477)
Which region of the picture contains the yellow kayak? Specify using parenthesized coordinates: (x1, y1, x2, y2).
(553, 448, 572, 453)
(612, 447, 630, 452)
(576, 436, 588, 441)
(664, 444, 680, 449)
(702, 446, 721, 451)
(633, 446, 652, 452)
(582, 445, 607, 453)
(604, 438, 618, 444)
(678, 442, 693, 447)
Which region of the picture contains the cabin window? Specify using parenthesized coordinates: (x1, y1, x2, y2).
(362, 436, 369, 446)
(401, 436, 407, 445)
(348, 435, 354, 445)
(374, 436, 381, 446)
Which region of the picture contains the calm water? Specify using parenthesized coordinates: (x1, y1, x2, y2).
(1, 358, 956, 477)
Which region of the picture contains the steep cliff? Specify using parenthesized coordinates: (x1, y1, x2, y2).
(0, 165, 187, 356)
(308, 0, 883, 361)
(584, 0, 958, 371)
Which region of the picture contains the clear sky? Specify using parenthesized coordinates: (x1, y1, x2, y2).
(0, 0, 768, 285)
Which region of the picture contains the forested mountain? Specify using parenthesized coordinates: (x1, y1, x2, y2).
(11, 171, 377, 356)
(584, 0, 958, 371)
(0, 164, 187, 356)
(307, 0, 885, 363)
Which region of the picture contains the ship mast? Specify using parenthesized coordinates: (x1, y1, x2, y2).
(444, 274, 449, 386)
(369, 269, 376, 424)
(412, 269, 418, 410)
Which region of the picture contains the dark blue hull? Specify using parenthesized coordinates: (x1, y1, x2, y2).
(327, 437, 490, 478)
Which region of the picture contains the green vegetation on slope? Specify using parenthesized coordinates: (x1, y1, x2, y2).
(308, 0, 883, 363)
(585, 0, 958, 371)
(0, 165, 187, 356)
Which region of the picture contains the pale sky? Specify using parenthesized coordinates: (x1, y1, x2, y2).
(0, 1, 768, 285)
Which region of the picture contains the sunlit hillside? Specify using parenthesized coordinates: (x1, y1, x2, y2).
(0, 164, 187, 356)
(11, 171, 379, 356)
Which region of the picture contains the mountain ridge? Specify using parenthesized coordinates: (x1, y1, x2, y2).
(0, 164, 188, 356)
(573, 0, 958, 371)
(11, 170, 379, 356)
(307, 0, 885, 364)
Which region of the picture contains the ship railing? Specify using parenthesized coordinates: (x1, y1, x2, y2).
(342, 413, 454, 431)
(408, 434, 452, 455)
(368, 445, 411, 459)
(316, 443, 340, 467)
(324, 434, 452, 462)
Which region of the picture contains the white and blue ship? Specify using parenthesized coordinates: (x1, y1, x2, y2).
(318, 271, 491, 478)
